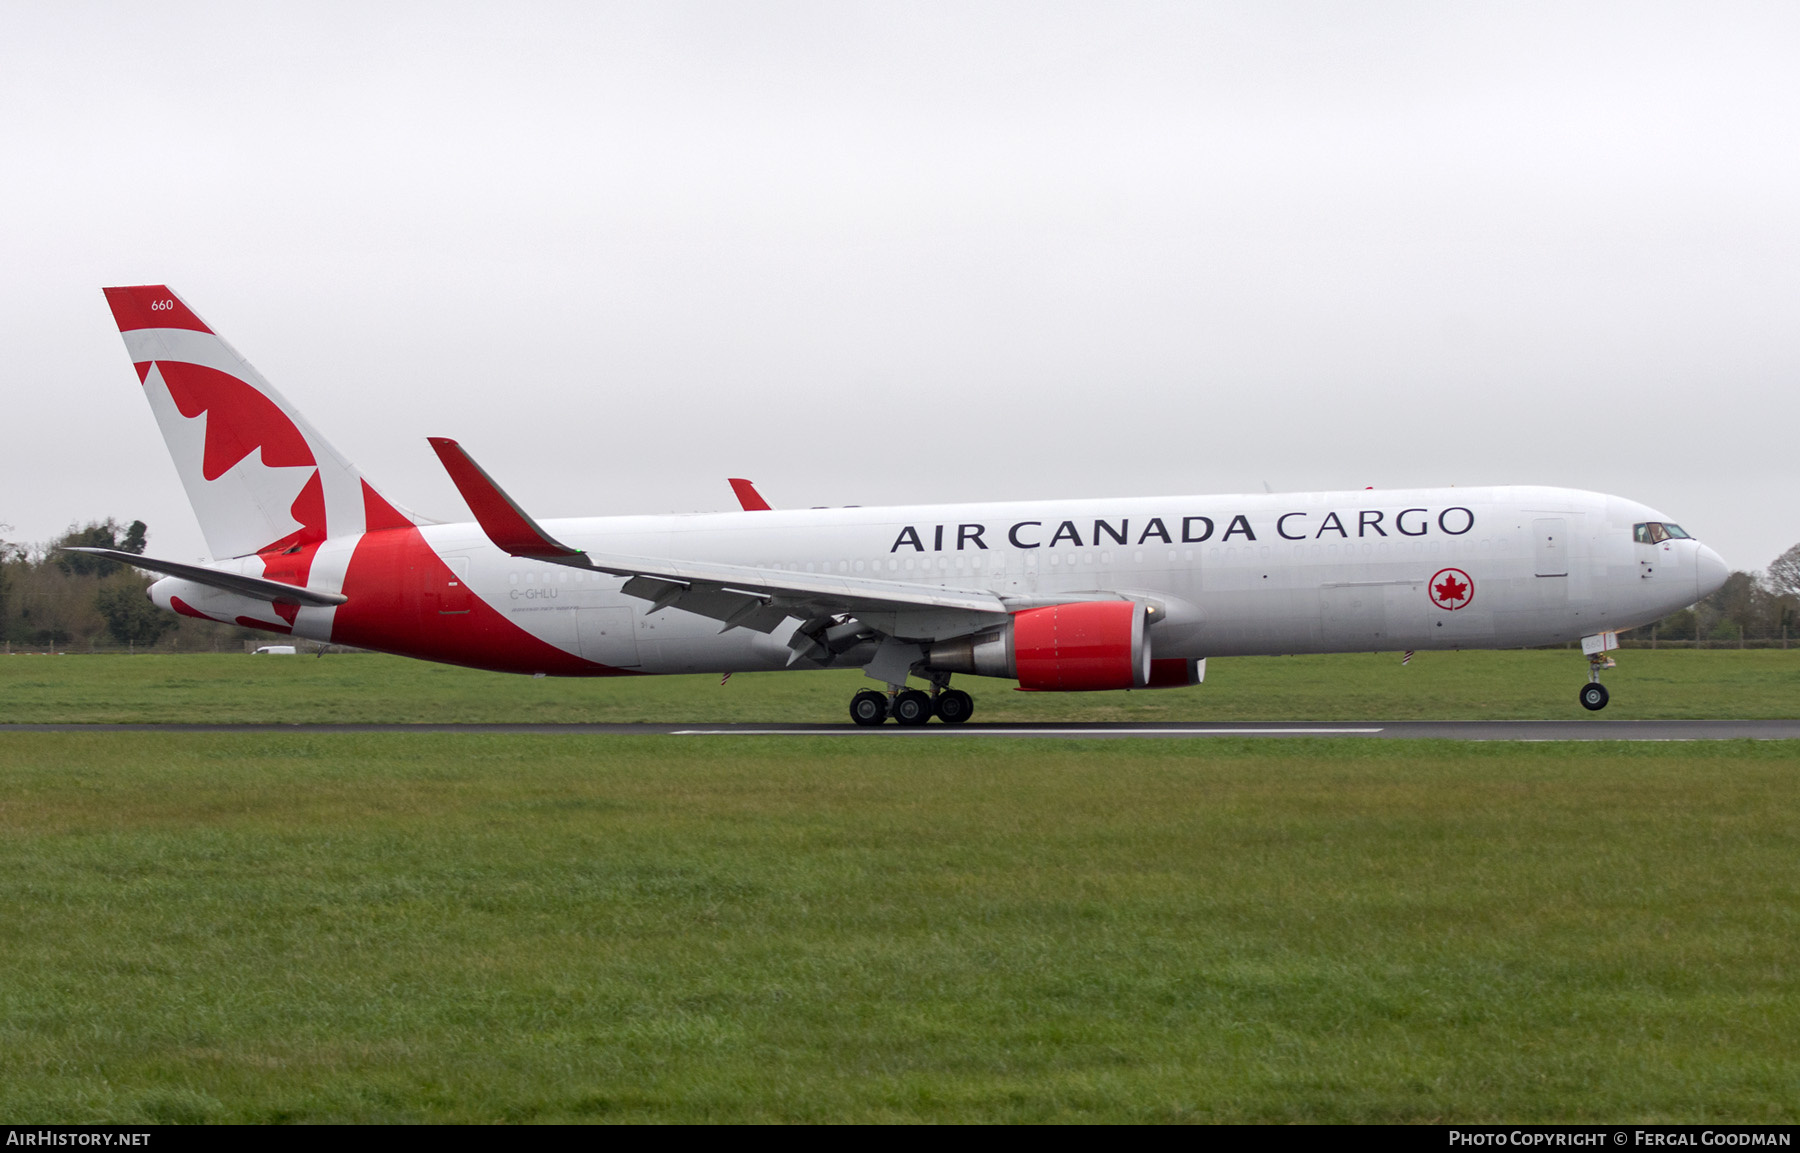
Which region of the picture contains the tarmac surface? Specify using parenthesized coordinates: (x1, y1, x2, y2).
(4, 720, 1800, 740)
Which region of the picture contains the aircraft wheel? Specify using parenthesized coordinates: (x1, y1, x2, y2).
(892, 689, 933, 726)
(934, 689, 974, 724)
(1579, 683, 1609, 712)
(850, 690, 890, 726)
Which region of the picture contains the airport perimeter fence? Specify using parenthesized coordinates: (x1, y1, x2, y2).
(1615, 635, 1792, 649)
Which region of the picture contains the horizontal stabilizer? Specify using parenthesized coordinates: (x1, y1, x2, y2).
(57, 547, 348, 607)
(427, 437, 586, 561)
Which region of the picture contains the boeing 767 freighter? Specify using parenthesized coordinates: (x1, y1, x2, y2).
(71, 285, 1729, 723)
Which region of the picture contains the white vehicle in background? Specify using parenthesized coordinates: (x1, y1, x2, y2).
(71, 285, 1730, 723)
(252, 645, 298, 655)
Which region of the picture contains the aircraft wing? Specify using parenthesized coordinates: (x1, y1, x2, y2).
(56, 547, 349, 607)
(581, 549, 1006, 631)
(428, 438, 1007, 635)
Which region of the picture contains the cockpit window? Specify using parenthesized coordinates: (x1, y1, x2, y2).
(1634, 521, 1691, 544)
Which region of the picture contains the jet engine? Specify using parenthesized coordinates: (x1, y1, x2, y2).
(925, 600, 1151, 691)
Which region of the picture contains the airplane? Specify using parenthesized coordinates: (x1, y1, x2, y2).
(71, 285, 1730, 725)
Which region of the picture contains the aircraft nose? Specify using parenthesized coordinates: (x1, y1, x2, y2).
(1695, 543, 1729, 600)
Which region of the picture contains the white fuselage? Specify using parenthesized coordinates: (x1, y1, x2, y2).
(156, 483, 1727, 678)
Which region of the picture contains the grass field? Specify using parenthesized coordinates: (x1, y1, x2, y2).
(0, 734, 1795, 1122)
(2, 648, 1798, 724)
(1, 654, 1796, 1122)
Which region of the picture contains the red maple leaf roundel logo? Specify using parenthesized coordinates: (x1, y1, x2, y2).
(1429, 568, 1474, 611)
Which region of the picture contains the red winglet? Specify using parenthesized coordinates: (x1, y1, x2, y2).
(102, 285, 213, 334)
(729, 477, 772, 511)
(427, 437, 585, 561)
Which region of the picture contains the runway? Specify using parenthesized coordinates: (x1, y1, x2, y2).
(4, 720, 1799, 740)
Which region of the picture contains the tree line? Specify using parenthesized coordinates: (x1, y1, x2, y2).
(2, 517, 1797, 652)
(1656, 542, 1800, 644)
(0, 519, 257, 651)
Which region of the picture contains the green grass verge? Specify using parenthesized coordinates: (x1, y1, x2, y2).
(3, 649, 1799, 724)
(0, 733, 1795, 1122)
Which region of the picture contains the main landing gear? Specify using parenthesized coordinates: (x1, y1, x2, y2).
(849, 690, 889, 725)
(848, 683, 975, 726)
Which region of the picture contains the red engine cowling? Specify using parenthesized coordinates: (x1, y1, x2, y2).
(922, 600, 1155, 690)
(1012, 600, 1149, 691)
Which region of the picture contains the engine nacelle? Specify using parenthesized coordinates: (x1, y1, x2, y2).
(925, 600, 1152, 691)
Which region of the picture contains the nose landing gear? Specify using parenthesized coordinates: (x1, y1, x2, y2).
(1578, 632, 1618, 712)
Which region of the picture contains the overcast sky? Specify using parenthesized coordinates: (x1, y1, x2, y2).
(4, 2, 1796, 571)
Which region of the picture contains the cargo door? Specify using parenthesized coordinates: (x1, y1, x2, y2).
(580, 606, 642, 668)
